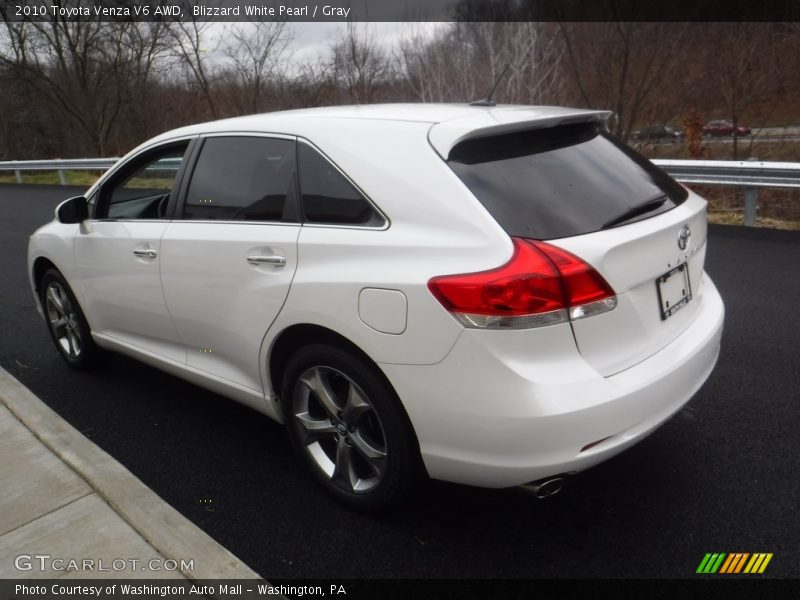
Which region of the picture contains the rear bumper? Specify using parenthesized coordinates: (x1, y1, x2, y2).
(381, 274, 724, 488)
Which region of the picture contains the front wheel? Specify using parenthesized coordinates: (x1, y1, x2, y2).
(281, 344, 421, 512)
(40, 269, 99, 370)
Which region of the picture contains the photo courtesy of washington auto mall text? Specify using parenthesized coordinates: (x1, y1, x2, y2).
(11, 583, 349, 598)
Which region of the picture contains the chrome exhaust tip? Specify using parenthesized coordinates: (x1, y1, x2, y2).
(519, 476, 566, 499)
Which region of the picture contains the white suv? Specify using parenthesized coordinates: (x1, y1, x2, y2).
(28, 104, 724, 511)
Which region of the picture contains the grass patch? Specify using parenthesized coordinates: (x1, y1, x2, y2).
(0, 170, 102, 186)
(708, 210, 800, 231)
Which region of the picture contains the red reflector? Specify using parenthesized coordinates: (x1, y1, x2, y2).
(580, 436, 612, 453)
(428, 238, 616, 327)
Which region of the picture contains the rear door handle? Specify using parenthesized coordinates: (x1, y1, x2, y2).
(247, 255, 286, 267)
(133, 249, 158, 259)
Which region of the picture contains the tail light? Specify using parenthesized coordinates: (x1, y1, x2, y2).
(427, 238, 617, 329)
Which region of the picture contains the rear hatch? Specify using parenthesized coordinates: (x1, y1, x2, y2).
(442, 119, 708, 376)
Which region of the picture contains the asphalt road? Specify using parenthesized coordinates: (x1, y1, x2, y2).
(1, 184, 799, 582)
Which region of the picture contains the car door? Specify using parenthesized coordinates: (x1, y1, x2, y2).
(159, 135, 300, 393)
(72, 141, 192, 363)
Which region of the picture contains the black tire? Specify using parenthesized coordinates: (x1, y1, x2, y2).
(281, 343, 421, 512)
(39, 269, 100, 370)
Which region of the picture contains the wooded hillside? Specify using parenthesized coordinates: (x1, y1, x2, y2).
(1, 14, 798, 161)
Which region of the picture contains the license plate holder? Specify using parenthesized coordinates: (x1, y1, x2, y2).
(656, 264, 692, 320)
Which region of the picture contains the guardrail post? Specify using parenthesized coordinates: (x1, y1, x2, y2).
(58, 169, 67, 186)
(14, 169, 22, 184)
(743, 187, 759, 227)
(743, 157, 759, 227)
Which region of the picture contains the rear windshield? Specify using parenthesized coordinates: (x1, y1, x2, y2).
(447, 122, 688, 240)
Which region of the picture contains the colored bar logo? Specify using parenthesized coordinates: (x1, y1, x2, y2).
(696, 552, 773, 574)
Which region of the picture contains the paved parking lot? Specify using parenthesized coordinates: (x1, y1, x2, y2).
(1, 183, 798, 580)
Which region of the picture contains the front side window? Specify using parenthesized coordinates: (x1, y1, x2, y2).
(98, 143, 188, 219)
(183, 136, 297, 222)
(298, 142, 384, 227)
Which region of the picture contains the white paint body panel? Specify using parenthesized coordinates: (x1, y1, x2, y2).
(554, 191, 710, 376)
(73, 220, 185, 363)
(159, 222, 300, 393)
(27, 103, 725, 490)
(383, 275, 724, 488)
(358, 289, 407, 335)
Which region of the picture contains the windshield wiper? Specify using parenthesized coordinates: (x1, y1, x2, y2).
(601, 195, 670, 229)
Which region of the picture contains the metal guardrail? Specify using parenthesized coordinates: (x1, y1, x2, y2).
(0, 157, 180, 185)
(0, 158, 119, 185)
(1, 156, 799, 227)
(653, 159, 800, 188)
(653, 159, 800, 226)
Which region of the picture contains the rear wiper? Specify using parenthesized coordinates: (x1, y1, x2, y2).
(601, 195, 670, 229)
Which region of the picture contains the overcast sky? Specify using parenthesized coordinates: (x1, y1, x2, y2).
(292, 22, 440, 61)
(208, 22, 445, 66)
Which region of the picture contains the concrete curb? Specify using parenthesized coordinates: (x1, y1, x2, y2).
(0, 366, 262, 582)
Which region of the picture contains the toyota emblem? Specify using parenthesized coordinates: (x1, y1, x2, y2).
(678, 225, 691, 250)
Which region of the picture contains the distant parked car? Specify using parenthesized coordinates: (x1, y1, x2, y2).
(702, 120, 751, 137)
(632, 125, 683, 143)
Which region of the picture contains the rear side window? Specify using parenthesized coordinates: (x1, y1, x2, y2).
(183, 136, 297, 222)
(447, 122, 688, 240)
(298, 143, 384, 227)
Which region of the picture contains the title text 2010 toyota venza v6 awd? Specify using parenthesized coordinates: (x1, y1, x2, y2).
(28, 104, 724, 511)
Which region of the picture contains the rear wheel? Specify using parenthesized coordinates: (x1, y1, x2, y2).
(281, 344, 420, 512)
(40, 269, 99, 370)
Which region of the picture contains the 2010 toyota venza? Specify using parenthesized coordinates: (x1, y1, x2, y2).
(28, 104, 724, 511)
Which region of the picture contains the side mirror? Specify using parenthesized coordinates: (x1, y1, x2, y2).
(55, 196, 89, 224)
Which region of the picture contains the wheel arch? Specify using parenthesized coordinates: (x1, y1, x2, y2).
(32, 256, 59, 295)
(32, 256, 94, 331)
(267, 322, 425, 468)
(269, 323, 381, 400)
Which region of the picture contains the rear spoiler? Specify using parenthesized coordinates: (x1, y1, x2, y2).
(428, 107, 612, 160)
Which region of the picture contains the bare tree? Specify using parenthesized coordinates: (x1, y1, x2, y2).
(558, 22, 689, 141)
(0, 62, 59, 159)
(710, 24, 779, 159)
(399, 22, 563, 105)
(109, 22, 177, 148)
(331, 22, 392, 104)
(168, 18, 220, 118)
(0, 11, 173, 155)
(399, 24, 475, 102)
(278, 59, 338, 109)
(222, 21, 294, 114)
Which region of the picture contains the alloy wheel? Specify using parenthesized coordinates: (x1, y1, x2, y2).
(44, 281, 82, 359)
(292, 366, 388, 494)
